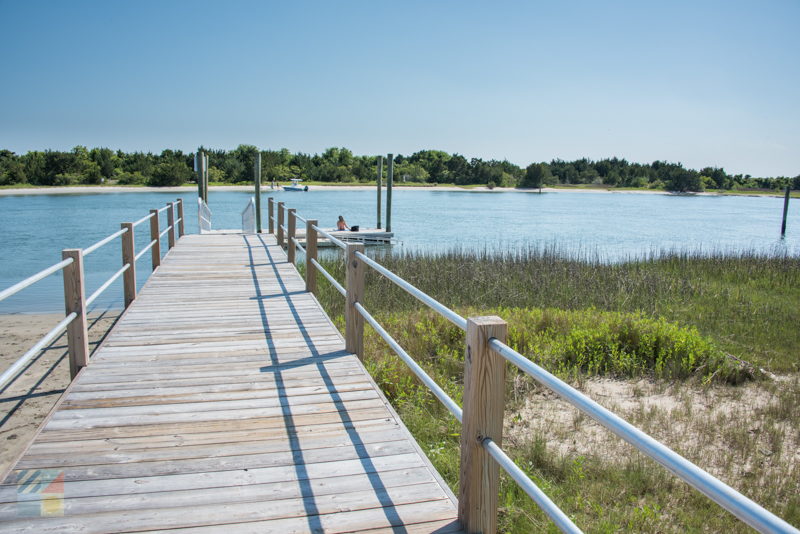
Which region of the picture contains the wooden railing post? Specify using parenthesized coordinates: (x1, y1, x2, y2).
(277, 201, 285, 247)
(167, 202, 176, 249)
(62, 249, 89, 379)
(288, 209, 297, 264)
(176, 198, 185, 237)
(268, 197, 274, 234)
(345, 243, 365, 359)
(306, 219, 318, 294)
(149, 209, 161, 272)
(121, 222, 136, 308)
(459, 316, 508, 534)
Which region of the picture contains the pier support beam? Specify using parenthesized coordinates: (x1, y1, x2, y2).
(62, 249, 90, 379)
(781, 186, 790, 238)
(386, 154, 394, 232)
(149, 209, 161, 272)
(288, 209, 297, 264)
(306, 219, 318, 294)
(268, 197, 274, 234)
(377, 156, 383, 229)
(121, 222, 136, 308)
(277, 202, 285, 247)
(459, 316, 507, 534)
(345, 243, 365, 360)
(255, 153, 262, 233)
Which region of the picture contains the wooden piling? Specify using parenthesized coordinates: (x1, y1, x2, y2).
(176, 198, 185, 237)
(149, 209, 161, 272)
(377, 156, 383, 229)
(195, 152, 203, 201)
(345, 243, 365, 360)
(386, 154, 394, 232)
(459, 316, 508, 534)
(268, 197, 275, 234)
(62, 249, 90, 379)
(167, 202, 176, 249)
(255, 153, 262, 233)
(781, 186, 790, 238)
(121, 222, 136, 308)
(288, 209, 297, 264)
(306, 219, 318, 294)
(277, 202, 285, 247)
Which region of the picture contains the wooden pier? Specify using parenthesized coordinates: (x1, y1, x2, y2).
(0, 231, 462, 532)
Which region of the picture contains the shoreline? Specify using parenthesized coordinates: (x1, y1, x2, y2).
(0, 184, 788, 198)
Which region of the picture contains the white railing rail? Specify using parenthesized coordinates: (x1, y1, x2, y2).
(198, 197, 212, 233)
(266, 198, 798, 534)
(241, 196, 256, 235)
(0, 199, 185, 391)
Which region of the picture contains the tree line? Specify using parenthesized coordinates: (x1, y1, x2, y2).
(1, 145, 797, 192)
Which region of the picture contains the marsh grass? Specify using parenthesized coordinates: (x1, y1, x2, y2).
(314, 247, 799, 372)
(305, 249, 799, 531)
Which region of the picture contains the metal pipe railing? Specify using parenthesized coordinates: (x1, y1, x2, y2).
(158, 225, 172, 240)
(295, 213, 307, 224)
(487, 338, 797, 534)
(134, 240, 158, 262)
(355, 302, 462, 421)
(85, 264, 130, 307)
(355, 251, 468, 330)
(0, 313, 77, 390)
(0, 258, 73, 304)
(83, 228, 128, 256)
(133, 212, 155, 227)
(482, 438, 582, 533)
(310, 258, 346, 296)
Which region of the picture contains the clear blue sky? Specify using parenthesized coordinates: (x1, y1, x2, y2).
(1, 0, 797, 177)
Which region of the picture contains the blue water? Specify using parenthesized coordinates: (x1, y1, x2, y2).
(0, 189, 797, 313)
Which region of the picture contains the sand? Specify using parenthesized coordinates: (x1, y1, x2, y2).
(0, 311, 120, 475)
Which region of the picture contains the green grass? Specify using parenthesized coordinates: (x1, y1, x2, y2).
(314, 248, 799, 372)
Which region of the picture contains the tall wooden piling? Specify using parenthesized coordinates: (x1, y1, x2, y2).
(195, 152, 204, 201)
(255, 153, 262, 233)
(386, 153, 394, 232)
(781, 186, 790, 238)
(149, 209, 161, 272)
(377, 156, 383, 229)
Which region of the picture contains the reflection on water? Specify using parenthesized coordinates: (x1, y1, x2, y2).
(0, 189, 797, 312)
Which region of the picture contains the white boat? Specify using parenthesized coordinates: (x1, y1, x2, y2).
(283, 179, 308, 192)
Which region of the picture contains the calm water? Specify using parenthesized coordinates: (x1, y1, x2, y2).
(0, 189, 797, 313)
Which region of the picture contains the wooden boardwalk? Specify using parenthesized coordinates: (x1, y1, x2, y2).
(0, 232, 463, 533)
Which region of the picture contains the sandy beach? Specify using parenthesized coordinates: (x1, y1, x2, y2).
(0, 311, 120, 474)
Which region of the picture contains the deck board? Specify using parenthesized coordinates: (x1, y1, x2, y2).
(0, 232, 462, 533)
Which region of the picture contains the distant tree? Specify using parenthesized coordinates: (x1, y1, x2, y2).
(149, 160, 191, 186)
(521, 163, 551, 188)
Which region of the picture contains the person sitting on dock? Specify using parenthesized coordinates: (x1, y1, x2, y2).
(337, 215, 360, 232)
